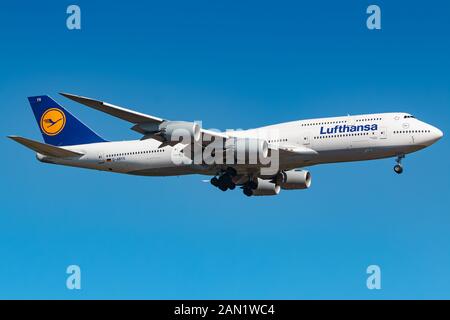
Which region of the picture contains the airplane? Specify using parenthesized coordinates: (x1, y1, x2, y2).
(8, 93, 443, 197)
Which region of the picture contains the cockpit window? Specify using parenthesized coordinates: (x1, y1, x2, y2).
(404, 115, 415, 119)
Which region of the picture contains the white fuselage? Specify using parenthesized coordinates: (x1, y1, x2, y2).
(37, 112, 443, 176)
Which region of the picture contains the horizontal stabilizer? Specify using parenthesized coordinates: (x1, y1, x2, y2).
(7, 136, 84, 158)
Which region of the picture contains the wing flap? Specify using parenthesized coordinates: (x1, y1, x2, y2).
(8, 136, 84, 158)
(271, 145, 318, 156)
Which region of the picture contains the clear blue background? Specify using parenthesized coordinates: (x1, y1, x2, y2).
(0, 0, 449, 299)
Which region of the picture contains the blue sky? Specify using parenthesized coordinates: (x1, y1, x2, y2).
(0, 0, 449, 299)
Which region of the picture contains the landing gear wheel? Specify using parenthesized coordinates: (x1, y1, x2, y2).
(213, 173, 236, 192)
(394, 155, 405, 174)
(220, 174, 232, 186)
(210, 177, 219, 187)
(394, 164, 403, 174)
(248, 180, 258, 190)
(243, 188, 253, 197)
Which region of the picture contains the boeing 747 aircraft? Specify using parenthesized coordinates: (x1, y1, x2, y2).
(8, 94, 443, 196)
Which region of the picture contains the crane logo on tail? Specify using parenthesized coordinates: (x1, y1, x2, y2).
(40, 108, 66, 136)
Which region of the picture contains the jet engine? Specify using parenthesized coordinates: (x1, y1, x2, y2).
(159, 121, 201, 143)
(278, 170, 311, 190)
(246, 178, 280, 196)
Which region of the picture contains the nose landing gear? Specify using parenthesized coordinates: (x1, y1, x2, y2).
(394, 155, 405, 174)
(394, 164, 403, 174)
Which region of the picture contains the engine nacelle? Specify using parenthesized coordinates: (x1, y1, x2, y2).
(278, 170, 311, 190)
(225, 138, 269, 163)
(159, 121, 201, 143)
(251, 178, 280, 196)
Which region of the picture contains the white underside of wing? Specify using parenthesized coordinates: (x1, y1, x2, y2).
(272, 144, 318, 156)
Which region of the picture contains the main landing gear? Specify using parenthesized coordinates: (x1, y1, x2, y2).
(394, 155, 405, 174)
(210, 168, 237, 191)
(242, 180, 257, 197)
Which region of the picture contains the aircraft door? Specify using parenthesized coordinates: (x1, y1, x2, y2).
(98, 152, 105, 165)
(301, 132, 310, 146)
(379, 127, 387, 139)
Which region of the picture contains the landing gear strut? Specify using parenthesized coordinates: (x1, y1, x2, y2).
(394, 155, 404, 174)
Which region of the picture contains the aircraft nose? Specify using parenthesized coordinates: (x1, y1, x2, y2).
(433, 127, 443, 140)
(429, 125, 443, 143)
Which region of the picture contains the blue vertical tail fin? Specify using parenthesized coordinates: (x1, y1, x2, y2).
(28, 95, 107, 146)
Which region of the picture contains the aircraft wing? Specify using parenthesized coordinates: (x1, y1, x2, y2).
(59, 93, 315, 156)
(60, 93, 229, 142)
(8, 136, 84, 158)
(60, 93, 164, 124)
